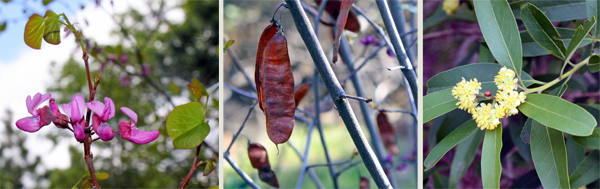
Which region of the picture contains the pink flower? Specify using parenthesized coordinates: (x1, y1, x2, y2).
(86, 97, 115, 141)
(120, 75, 131, 86)
(62, 95, 87, 142)
(118, 107, 159, 144)
(16, 93, 52, 132)
(141, 63, 151, 76)
(50, 98, 70, 129)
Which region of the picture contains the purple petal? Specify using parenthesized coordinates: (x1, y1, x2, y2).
(74, 123, 85, 142)
(68, 95, 86, 123)
(104, 97, 115, 120)
(27, 93, 51, 116)
(16, 116, 42, 132)
(62, 103, 73, 119)
(96, 123, 114, 141)
(118, 120, 133, 139)
(120, 107, 137, 124)
(127, 129, 158, 144)
(49, 98, 60, 116)
(86, 100, 105, 117)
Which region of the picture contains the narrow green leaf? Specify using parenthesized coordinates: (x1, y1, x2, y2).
(481, 126, 502, 189)
(424, 120, 478, 170)
(573, 128, 600, 150)
(518, 93, 597, 136)
(566, 135, 586, 174)
(564, 17, 596, 68)
(478, 43, 495, 63)
(570, 150, 600, 188)
(587, 0, 600, 36)
(511, 0, 588, 22)
(42, 0, 54, 5)
(427, 63, 535, 93)
(172, 122, 210, 149)
(448, 129, 485, 188)
(589, 54, 600, 73)
(530, 119, 570, 189)
(579, 104, 600, 126)
(424, 166, 449, 179)
(521, 28, 593, 57)
(549, 83, 568, 97)
(166, 102, 205, 139)
(520, 3, 566, 59)
(423, 88, 457, 123)
(509, 123, 531, 162)
(24, 14, 46, 49)
(43, 10, 61, 45)
(223, 39, 234, 52)
(474, 0, 522, 76)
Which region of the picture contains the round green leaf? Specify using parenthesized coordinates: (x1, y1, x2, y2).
(191, 78, 208, 97)
(167, 102, 208, 149)
(24, 14, 46, 49)
(203, 159, 216, 176)
(172, 122, 209, 149)
(518, 93, 597, 136)
(43, 10, 61, 45)
(95, 172, 109, 180)
(427, 63, 535, 93)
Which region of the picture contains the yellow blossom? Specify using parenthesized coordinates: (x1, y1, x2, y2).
(494, 67, 518, 91)
(452, 78, 481, 111)
(473, 103, 501, 130)
(443, 0, 459, 16)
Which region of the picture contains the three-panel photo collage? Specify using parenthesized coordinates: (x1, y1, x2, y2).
(0, 0, 598, 188)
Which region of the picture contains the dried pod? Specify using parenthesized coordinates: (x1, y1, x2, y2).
(314, 0, 360, 32)
(248, 142, 279, 188)
(376, 111, 398, 155)
(293, 83, 310, 108)
(255, 23, 279, 112)
(359, 176, 370, 189)
(331, 0, 357, 63)
(260, 32, 295, 147)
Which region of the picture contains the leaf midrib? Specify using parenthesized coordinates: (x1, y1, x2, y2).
(524, 101, 590, 128)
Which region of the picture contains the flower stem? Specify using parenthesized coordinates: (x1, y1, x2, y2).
(524, 56, 590, 95)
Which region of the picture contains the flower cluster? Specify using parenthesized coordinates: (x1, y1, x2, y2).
(443, 0, 459, 16)
(16, 92, 159, 144)
(451, 67, 526, 130)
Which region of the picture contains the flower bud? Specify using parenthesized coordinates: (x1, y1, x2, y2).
(484, 90, 492, 97)
(53, 114, 70, 129)
(119, 54, 128, 63)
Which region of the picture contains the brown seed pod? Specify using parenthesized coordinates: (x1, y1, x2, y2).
(247, 142, 280, 188)
(293, 83, 310, 108)
(326, 0, 358, 63)
(376, 111, 399, 155)
(359, 176, 370, 189)
(260, 32, 295, 147)
(314, 0, 360, 32)
(255, 23, 279, 112)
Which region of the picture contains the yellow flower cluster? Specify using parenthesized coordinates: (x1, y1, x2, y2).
(451, 67, 526, 130)
(443, 0, 459, 16)
(452, 78, 481, 114)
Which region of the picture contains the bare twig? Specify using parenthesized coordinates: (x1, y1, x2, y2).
(180, 143, 202, 189)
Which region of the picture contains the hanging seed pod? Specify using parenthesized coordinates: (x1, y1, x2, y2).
(359, 176, 370, 189)
(377, 111, 399, 155)
(331, 0, 357, 63)
(293, 83, 310, 108)
(255, 23, 279, 112)
(314, 0, 360, 32)
(260, 31, 295, 147)
(248, 142, 280, 188)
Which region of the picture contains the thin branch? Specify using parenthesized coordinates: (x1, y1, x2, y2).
(285, 1, 391, 187)
(341, 44, 385, 84)
(224, 155, 260, 189)
(334, 160, 364, 178)
(224, 83, 258, 100)
(226, 101, 258, 154)
(180, 143, 202, 189)
(227, 47, 257, 92)
(295, 121, 315, 188)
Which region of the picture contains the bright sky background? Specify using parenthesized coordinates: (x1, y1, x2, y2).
(0, 0, 185, 187)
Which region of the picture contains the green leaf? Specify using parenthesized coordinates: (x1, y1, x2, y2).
(168, 81, 181, 96)
(433, 172, 448, 188)
(520, 118, 532, 144)
(481, 126, 502, 189)
(573, 128, 600, 150)
(566, 135, 586, 174)
(570, 150, 600, 188)
(589, 54, 600, 73)
(530, 119, 570, 189)
(424, 120, 479, 170)
(520, 3, 566, 59)
(0, 22, 6, 33)
(172, 122, 210, 149)
(192, 78, 208, 97)
(587, 0, 600, 36)
(426, 63, 535, 93)
(549, 83, 568, 97)
(579, 104, 600, 126)
(207, 185, 219, 189)
(166, 102, 208, 149)
(563, 17, 596, 68)
(478, 43, 495, 63)
(474, 0, 522, 76)
(521, 28, 593, 57)
(423, 88, 457, 123)
(24, 14, 46, 49)
(223, 39, 234, 52)
(82, 179, 91, 189)
(518, 93, 597, 136)
(448, 129, 485, 188)
(188, 84, 202, 102)
(423, 166, 449, 179)
(511, 0, 588, 22)
(42, 0, 54, 5)
(203, 159, 216, 176)
(509, 123, 531, 162)
(95, 172, 109, 180)
(43, 10, 61, 45)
